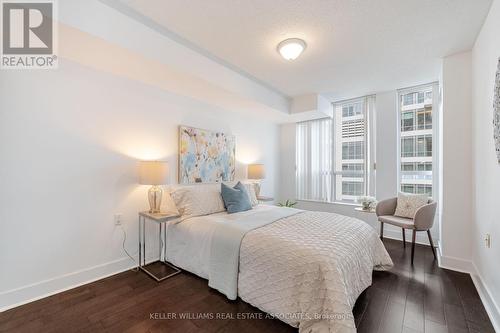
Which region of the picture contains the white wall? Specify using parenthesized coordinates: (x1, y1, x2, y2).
(471, 0, 500, 326)
(0, 59, 279, 310)
(278, 90, 438, 244)
(439, 51, 474, 270)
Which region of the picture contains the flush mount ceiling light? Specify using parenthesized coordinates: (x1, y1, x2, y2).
(277, 38, 306, 60)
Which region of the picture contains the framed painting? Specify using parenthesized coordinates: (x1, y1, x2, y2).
(178, 126, 236, 183)
(494, 57, 500, 163)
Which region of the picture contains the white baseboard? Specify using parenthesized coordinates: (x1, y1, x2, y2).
(470, 264, 500, 333)
(436, 246, 499, 332)
(0, 253, 158, 312)
(437, 252, 475, 274)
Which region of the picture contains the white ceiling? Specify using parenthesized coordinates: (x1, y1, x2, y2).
(116, 0, 492, 100)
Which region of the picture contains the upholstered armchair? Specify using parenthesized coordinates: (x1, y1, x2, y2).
(375, 197, 437, 265)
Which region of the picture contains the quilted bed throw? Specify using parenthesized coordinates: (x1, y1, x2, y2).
(238, 211, 393, 333)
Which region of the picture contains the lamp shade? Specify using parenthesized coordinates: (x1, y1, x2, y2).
(247, 164, 266, 179)
(138, 161, 169, 185)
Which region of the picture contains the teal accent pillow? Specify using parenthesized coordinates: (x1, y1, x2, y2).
(221, 182, 252, 214)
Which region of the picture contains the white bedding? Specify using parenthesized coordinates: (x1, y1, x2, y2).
(166, 205, 393, 333)
(208, 206, 302, 299)
(165, 205, 279, 278)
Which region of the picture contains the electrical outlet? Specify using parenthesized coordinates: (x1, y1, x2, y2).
(485, 234, 491, 248)
(114, 214, 122, 225)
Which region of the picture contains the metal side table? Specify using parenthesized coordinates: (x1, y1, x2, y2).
(257, 196, 274, 204)
(138, 211, 181, 281)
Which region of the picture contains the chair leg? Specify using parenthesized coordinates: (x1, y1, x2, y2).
(402, 228, 406, 248)
(427, 230, 437, 260)
(380, 222, 384, 240)
(411, 230, 416, 265)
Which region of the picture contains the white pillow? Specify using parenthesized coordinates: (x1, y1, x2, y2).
(169, 184, 225, 218)
(394, 192, 429, 219)
(241, 182, 259, 207)
(223, 181, 259, 207)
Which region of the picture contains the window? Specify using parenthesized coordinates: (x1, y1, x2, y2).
(401, 184, 415, 193)
(402, 163, 415, 171)
(401, 184, 432, 196)
(416, 135, 432, 157)
(296, 95, 375, 203)
(342, 142, 364, 160)
(402, 91, 429, 106)
(296, 118, 333, 202)
(342, 182, 364, 196)
(400, 134, 432, 158)
(398, 84, 436, 197)
(416, 107, 432, 130)
(415, 184, 432, 195)
(417, 92, 424, 104)
(403, 93, 414, 106)
(342, 102, 363, 117)
(333, 96, 375, 202)
(342, 163, 364, 172)
(401, 137, 415, 157)
(402, 111, 415, 131)
(401, 162, 432, 172)
(401, 107, 433, 132)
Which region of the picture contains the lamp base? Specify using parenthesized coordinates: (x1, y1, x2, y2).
(148, 185, 163, 214)
(253, 182, 261, 197)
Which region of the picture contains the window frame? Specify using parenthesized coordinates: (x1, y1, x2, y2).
(331, 95, 376, 203)
(397, 82, 439, 199)
(294, 95, 376, 205)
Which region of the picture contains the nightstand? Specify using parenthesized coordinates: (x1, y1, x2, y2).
(138, 211, 181, 281)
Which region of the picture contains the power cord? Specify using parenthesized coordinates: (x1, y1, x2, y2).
(120, 225, 139, 272)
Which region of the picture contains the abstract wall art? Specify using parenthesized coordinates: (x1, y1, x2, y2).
(179, 126, 236, 183)
(494, 57, 500, 163)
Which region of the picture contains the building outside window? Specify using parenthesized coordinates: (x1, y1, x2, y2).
(342, 181, 364, 196)
(333, 96, 375, 202)
(342, 103, 363, 117)
(342, 141, 364, 160)
(296, 95, 375, 203)
(398, 84, 437, 197)
(296, 85, 437, 203)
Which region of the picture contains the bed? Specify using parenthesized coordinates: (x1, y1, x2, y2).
(165, 186, 393, 333)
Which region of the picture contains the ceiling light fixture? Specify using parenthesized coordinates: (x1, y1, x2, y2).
(277, 38, 306, 60)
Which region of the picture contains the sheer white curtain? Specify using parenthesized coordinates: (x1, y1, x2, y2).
(296, 118, 333, 201)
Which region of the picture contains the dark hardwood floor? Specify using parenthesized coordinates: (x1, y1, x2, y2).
(0, 239, 495, 333)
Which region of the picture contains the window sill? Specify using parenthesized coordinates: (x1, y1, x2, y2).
(296, 199, 361, 207)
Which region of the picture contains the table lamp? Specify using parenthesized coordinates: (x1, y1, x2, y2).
(138, 161, 169, 213)
(247, 163, 266, 196)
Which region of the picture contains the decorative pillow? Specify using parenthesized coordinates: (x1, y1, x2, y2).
(170, 184, 225, 218)
(221, 182, 252, 214)
(394, 192, 429, 219)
